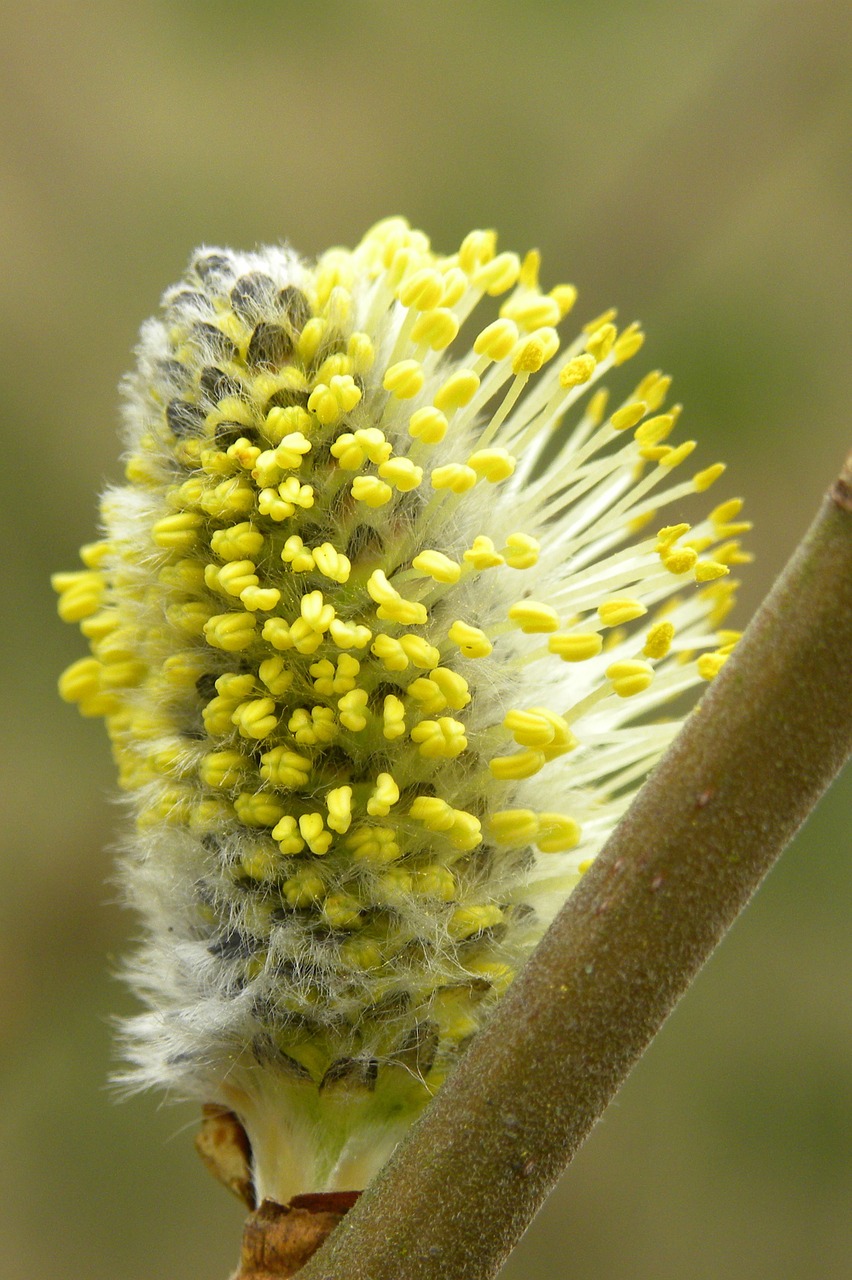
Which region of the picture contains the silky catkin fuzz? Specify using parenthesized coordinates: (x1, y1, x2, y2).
(54, 218, 750, 1202)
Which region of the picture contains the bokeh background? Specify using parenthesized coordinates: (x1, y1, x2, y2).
(1, 1, 850, 1277)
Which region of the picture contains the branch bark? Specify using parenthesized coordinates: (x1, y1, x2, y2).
(292, 451, 852, 1280)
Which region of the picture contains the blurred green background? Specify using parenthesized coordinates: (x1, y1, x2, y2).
(1, 1, 850, 1277)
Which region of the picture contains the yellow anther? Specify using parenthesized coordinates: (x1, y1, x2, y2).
(227, 438, 261, 470)
(58, 656, 102, 705)
(215, 672, 256, 700)
(263, 405, 313, 445)
(410, 796, 455, 831)
(240, 585, 280, 612)
(644, 621, 675, 659)
(694, 560, 730, 583)
(434, 369, 480, 413)
(260, 746, 312, 788)
(660, 546, 698, 575)
(296, 315, 326, 363)
(151, 512, 203, 552)
(398, 267, 444, 311)
(501, 532, 539, 570)
(52, 570, 105, 622)
(366, 569, 428, 625)
(378, 456, 423, 491)
(464, 535, 504, 570)
(299, 812, 333, 855)
(711, 498, 744, 525)
(272, 815, 307, 855)
(606, 659, 654, 697)
(200, 477, 255, 520)
(489, 809, 539, 845)
(431, 463, 477, 494)
(282, 866, 324, 905)
(611, 401, 647, 432)
(234, 791, 285, 828)
(473, 318, 520, 362)
(519, 248, 541, 289)
(598, 598, 647, 628)
(508, 600, 560, 633)
(697, 652, 728, 681)
(584, 322, 617, 362)
(338, 688, 369, 732)
(549, 283, 578, 318)
(504, 708, 561, 748)
(79, 540, 111, 569)
(448, 809, 482, 851)
(410, 307, 459, 350)
(467, 447, 516, 483)
(300, 590, 335, 632)
(659, 440, 696, 469)
(330, 432, 363, 470)
(215, 559, 259, 597)
(329, 618, 372, 649)
(372, 630, 409, 671)
(501, 292, 561, 329)
(414, 865, 457, 901)
(240, 848, 278, 882)
(288, 705, 337, 745)
(203, 611, 257, 652)
(399, 634, 440, 668)
(489, 749, 546, 781)
(367, 772, 400, 817)
(448, 620, 492, 658)
(693, 462, 726, 492)
(258, 656, 294, 695)
(715, 540, 752, 567)
(382, 694, 406, 740)
(613, 325, 645, 364)
(231, 697, 278, 740)
(274, 432, 312, 470)
(474, 252, 521, 296)
(448, 905, 504, 940)
(199, 751, 246, 790)
(411, 549, 461, 583)
(347, 825, 401, 866)
(308, 374, 362, 426)
(326, 785, 353, 834)
(408, 406, 448, 444)
(410, 716, 468, 759)
(458, 228, 497, 274)
(347, 331, 375, 374)
(211, 522, 265, 561)
(351, 475, 393, 507)
(559, 354, 596, 389)
(548, 632, 604, 662)
(511, 327, 560, 374)
(536, 814, 581, 853)
(586, 389, 609, 425)
(383, 359, 425, 400)
(438, 266, 468, 308)
(312, 542, 351, 583)
(428, 667, 471, 710)
(634, 413, 675, 447)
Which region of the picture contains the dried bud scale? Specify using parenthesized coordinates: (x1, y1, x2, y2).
(54, 218, 749, 1204)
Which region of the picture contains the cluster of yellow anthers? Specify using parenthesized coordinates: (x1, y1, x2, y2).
(54, 218, 749, 1200)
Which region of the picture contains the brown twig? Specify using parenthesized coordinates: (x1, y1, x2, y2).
(284, 452, 852, 1279)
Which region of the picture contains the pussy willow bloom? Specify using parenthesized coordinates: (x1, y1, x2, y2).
(54, 218, 749, 1204)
